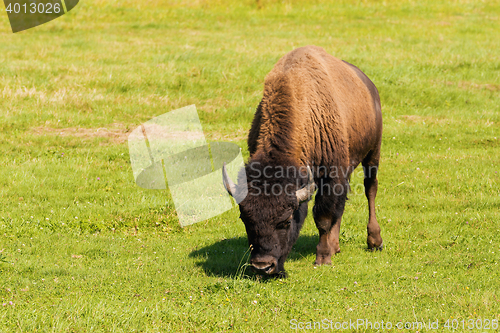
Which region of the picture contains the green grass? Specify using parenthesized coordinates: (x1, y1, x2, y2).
(1, 0, 500, 331)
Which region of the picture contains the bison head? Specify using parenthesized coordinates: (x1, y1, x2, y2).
(222, 157, 316, 277)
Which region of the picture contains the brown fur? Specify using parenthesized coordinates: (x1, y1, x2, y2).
(236, 45, 383, 276)
(249, 45, 381, 169)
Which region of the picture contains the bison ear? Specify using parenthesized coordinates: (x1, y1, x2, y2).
(222, 162, 237, 197)
(295, 166, 316, 203)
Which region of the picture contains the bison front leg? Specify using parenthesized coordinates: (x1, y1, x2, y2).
(312, 181, 347, 265)
(313, 215, 342, 265)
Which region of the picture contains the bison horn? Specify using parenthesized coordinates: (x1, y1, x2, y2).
(222, 162, 237, 197)
(295, 166, 316, 203)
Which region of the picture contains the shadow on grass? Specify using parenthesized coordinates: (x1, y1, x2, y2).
(188, 234, 318, 278)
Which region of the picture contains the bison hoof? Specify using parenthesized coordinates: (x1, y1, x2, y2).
(368, 242, 383, 252)
(276, 271, 288, 278)
(314, 256, 332, 266)
(314, 261, 331, 266)
(262, 271, 287, 279)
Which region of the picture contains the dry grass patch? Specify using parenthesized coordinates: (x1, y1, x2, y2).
(439, 81, 500, 92)
(398, 115, 454, 126)
(30, 123, 131, 144)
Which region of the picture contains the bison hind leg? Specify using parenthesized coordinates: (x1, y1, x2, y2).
(362, 150, 383, 250)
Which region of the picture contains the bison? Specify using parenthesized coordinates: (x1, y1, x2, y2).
(222, 45, 383, 277)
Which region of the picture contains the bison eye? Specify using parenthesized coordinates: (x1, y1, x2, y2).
(276, 219, 291, 230)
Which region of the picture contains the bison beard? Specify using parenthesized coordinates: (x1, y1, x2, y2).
(223, 45, 383, 277)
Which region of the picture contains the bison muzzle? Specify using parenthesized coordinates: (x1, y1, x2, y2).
(223, 45, 383, 277)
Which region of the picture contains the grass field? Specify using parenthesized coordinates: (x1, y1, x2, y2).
(1, 0, 500, 331)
